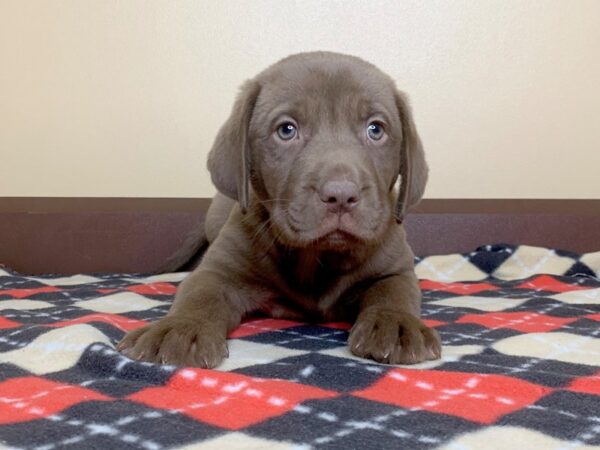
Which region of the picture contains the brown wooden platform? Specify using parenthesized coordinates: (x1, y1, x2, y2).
(1, 198, 598, 274)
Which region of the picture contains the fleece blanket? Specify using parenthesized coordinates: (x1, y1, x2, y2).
(0, 244, 599, 450)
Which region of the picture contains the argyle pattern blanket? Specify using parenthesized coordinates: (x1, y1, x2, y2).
(1, 244, 599, 450)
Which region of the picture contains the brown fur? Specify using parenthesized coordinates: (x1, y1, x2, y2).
(118, 52, 441, 367)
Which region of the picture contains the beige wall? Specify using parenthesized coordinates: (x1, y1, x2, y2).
(1, 0, 599, 198)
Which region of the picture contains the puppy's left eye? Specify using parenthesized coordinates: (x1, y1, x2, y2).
(277, 122, 297, 140)
(367, 122, 385, 141)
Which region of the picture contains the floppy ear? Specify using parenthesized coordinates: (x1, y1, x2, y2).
(207, 80, 261, 212)
(394, 91, 428, 223)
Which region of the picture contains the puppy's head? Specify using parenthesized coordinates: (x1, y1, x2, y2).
(208, 52, 427, 250)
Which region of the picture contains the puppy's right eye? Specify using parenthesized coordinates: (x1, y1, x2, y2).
(276, 122, 297, 140)
(367, 121, 385, 141)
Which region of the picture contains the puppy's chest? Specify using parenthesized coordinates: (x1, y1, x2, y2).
(265, 256, 365, 321)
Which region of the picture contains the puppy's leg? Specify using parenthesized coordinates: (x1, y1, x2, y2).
(117, 269, 251, 368)
(348, 272, 441, 364)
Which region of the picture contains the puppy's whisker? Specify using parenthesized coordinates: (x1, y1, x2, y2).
(249, 216, 274, 244)
(256, 198, 292, 205)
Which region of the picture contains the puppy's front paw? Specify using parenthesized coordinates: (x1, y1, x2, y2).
(116, 315, 228, 368)
(348, 309, 441, 365)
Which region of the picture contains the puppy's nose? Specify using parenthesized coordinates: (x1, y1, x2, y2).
(319, 180, 360, 212)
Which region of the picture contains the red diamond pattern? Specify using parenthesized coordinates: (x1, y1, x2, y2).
(0, 377, 110, 424)
(0, 317, 21, 329)
(47, 313, 148, 331)
(420, 280, 499, 295)
(354, 369, 551, 424)
(128, 368, 338, 429)
(516, 275, 592, 293)
(568, 371, 600, 396)
(126, 282, 178, 296)
(0, 286, 60, 299)
(456, 312, 577, 332)
(423, 319, 447, 328)
(228, 318, 303, 338)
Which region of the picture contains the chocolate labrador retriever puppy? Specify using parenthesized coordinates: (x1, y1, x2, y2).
(118, 51, 441, 367)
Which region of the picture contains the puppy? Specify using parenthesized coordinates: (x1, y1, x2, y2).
(118, 52, 441, 367)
